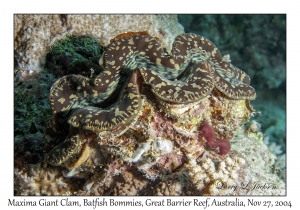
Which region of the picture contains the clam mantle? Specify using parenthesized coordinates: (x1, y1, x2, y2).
(42, 32, 256, 194)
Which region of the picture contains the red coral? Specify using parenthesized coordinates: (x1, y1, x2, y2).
(200, 122, 231, 155)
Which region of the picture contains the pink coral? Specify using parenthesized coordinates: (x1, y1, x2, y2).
(151, 113, 175, 139)
(155, 152, 184, 173)
(200, 122, 231, 155)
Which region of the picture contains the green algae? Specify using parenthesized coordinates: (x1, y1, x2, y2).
(45, 35, 105, 78)
(14, 71, 57, 164)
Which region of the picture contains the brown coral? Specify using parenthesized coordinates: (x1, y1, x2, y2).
(14, 163, 83, 196)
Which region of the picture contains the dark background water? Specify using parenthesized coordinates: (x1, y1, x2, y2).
(178, 14, 286, 152)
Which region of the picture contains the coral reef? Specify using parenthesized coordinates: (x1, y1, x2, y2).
(14, 164, 84, 196)
(16, 124, 285, 196)
(231, 123, 285, 195)
(14, 14, 285, 196)
(14, 14, 184, 72)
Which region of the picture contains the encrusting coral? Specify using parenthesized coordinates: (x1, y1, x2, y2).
(14, 15, 285, 196)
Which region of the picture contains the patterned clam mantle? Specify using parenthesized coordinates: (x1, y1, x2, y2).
(44, 32, 256, 167)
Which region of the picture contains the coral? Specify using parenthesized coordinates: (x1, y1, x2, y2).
(110, 171, 149, 196)
(15, 122, 286, 196)
(14, 163, 83, 195)
(231, 125, 285, 195)
(144, 178, 187, 196)
(75, 169, 150, 196)
(185, 151, 251, 196)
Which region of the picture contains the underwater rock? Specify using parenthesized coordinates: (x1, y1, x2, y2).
(14, 14, 184, 72)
